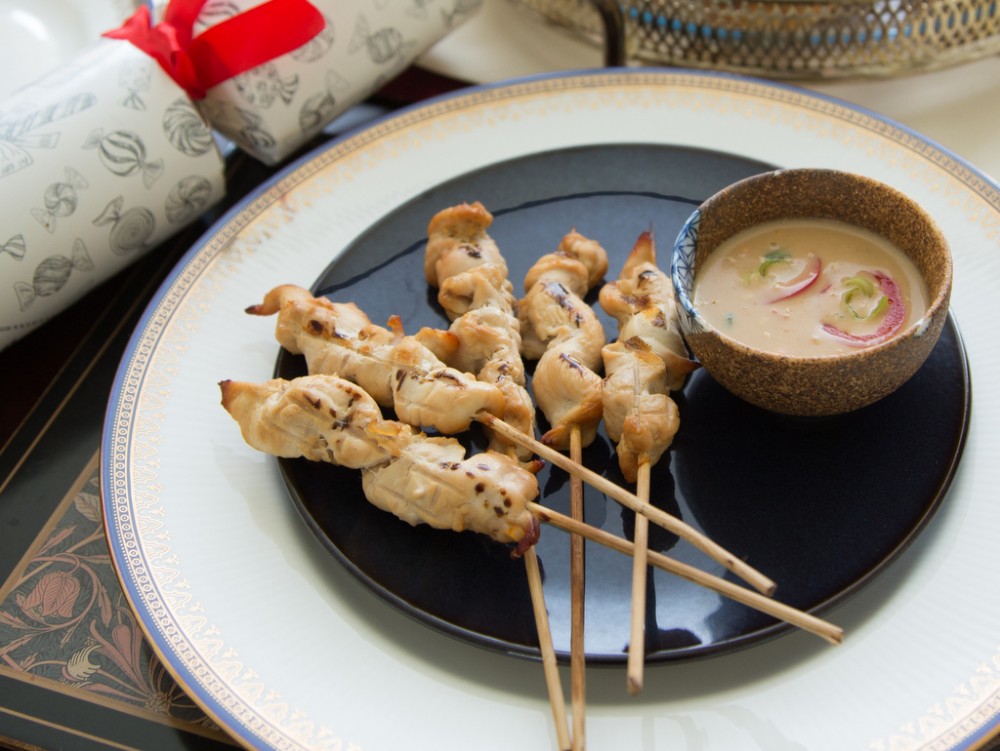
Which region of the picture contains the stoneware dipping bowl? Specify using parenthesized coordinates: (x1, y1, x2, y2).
(671, 168, 953, 417)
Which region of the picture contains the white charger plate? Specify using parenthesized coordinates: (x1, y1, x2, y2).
(103, 70, 1000, 751)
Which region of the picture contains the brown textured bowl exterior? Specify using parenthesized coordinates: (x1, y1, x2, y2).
(683, 169, 953, 417)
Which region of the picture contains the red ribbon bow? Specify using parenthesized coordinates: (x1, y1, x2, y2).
(104, 0, 325, 100)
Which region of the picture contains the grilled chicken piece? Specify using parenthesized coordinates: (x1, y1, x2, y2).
(523, 229, 609, 296)
(389, 337, 505, 434)
(519, 279, 606, 365)
(219, 375, 405, 468)
(599, 230, 696, 482)
(519, 231, 609, 449)
(425, 202, 536, 458)
(247, 284, 400, 406)
(363, 437, 540, 555)
(417, 308, 524, 386)
(425, 201, 512, 294)
(246, 284, 505, 433)
(436, 263, 517, 322)
(220, 373, 540, 555)
(600, 338, 679, 482)
(598, 231, 698, 392)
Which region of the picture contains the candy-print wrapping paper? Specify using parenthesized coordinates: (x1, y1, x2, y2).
(190, 0, 482, 164)
(0, 39, 226, 351)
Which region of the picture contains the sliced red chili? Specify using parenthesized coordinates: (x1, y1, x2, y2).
(822, 271, 905, 347)
(770, 256, 822, 303)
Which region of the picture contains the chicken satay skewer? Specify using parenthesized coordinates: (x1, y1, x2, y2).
(518, 230, 609, 750)
(599, 229, 699, 693)
(219, 373, 841, 646)
(249, 292, 570, 751)
(221, 371, 568, 750)
(248, 284, 775, 594)
(219, 374, 543, 552)
(425, 203, 572, 751)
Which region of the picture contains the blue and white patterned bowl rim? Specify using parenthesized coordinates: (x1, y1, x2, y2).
(671, 207, 708, 335)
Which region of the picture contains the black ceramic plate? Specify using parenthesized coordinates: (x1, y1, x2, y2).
(276, 144, 970, 664)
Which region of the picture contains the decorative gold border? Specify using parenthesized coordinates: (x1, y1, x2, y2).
(104, 70, 1000, 751)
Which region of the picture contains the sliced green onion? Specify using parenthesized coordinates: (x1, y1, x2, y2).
(869, 294, 889, 319)
(842, 274, 887, 320)
(843, 275, 876, 297)
(758, 249, 790, 276)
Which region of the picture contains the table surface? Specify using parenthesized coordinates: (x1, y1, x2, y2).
(1, 5, 998, 748)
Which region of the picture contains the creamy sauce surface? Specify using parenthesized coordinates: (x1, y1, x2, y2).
(693, 218, 929, 357)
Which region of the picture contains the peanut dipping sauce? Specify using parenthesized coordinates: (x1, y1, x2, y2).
(693, 218, 929, 357)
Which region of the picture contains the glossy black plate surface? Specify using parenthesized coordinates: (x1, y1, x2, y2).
(277, 144, 970, 664)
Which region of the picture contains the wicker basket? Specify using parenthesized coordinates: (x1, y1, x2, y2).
(512, 0, 1000, 78)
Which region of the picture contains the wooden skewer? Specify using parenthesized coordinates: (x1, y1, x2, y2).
(496, 435, 569, 751)
(626, 459, 651, 696)
(523, 545, 572, 751)
(480, 413, 778, 597)
(528, 502, 844, 646)
(568, 426, 586, 751)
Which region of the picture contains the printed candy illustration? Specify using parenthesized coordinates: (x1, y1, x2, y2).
(233, 64, 300, 109)
(165, 175, 214, 224)
(290, 15, 335, 62)
(2, 235, 27, 261)
(0, 94, 96, 178)
(200, 100, 277, 153)
(83, 129, 164, 188)
(349, 16, 412, 65)
(118, 59, 153, 111)
(31, 167, 89, 233)
(93, 196, 156, 255)
(442, 0, 481, 26)
(299, 71, 349, 135)
(14, 239, 94, 311)
(162, 98, 215, 157)
(194, 0, 241, 26)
